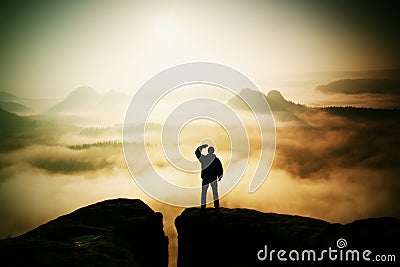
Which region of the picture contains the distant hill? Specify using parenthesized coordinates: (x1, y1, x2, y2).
(227, 88, 268, 112)
(228, 89, 305, 112)
(0, 100, 32, 114)
(229, 88, 400, 123)
(0, 108, 72, 150)
(228, 89, 308, 123)
(265, 90, 312, 123)
(47, 87, 129, 114)
(336, 68, 400, 79)
(0, 108, 53, 131)
(0, 91, 59, 114)
(265, 90, 306, 112)
(0, 91, 32, 115)
(47, 86, 102, 113)
(316, 79, 400, 95)
(304, 68, 400, 81)
(0, 108, 37, 149)
(45, 87, 130, 125)
(0, 91, 18, 101)
(0, 108, 35, 130)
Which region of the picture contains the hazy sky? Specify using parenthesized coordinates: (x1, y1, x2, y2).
(1, 0, 399, 98)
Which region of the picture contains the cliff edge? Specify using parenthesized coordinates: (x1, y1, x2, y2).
(0, 198, 168, 267)
(175, 208, 399, 266)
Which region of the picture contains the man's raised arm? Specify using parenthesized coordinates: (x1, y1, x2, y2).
(195, 144, 208, 159)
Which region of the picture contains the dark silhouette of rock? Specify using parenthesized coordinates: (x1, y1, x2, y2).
(0, 199, 168, 267)
(266, 90, 307, 112)
(175, 208, 399, 266)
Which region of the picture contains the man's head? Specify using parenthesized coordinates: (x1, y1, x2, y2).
(208, 146, 215, 154)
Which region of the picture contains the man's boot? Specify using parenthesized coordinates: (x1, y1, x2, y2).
(214, 199, 220, 209)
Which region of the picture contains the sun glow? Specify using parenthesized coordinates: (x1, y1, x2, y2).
(155, 18, 178, 45)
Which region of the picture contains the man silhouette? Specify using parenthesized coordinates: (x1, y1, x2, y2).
(195, 144, 223, 210)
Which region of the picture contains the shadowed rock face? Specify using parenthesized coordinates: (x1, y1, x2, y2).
(0, 198, 168, 267)
(175, 208, 399, 267)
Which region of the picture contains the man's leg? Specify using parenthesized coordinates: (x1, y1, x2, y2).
(201, 183, 209, 210)
(210, 180, 219, 209)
